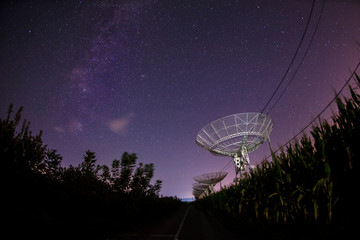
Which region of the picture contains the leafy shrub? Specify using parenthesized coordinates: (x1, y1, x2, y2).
(0, 105, 181, 239)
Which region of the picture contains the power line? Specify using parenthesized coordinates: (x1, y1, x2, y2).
(261, 0, 316, 114)
(266, 0, 326, 114)
(219, 158, 233, 172)
(219, 0, 318, 174)
(264, 61, 360, 161)
(224, 159, 235, 172)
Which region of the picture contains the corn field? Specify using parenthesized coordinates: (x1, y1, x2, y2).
(198, 74, 360, 225)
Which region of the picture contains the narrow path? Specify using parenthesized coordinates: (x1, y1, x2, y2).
(149, 204, 189, 240)
(174, 205, 191, 239)
(150, 205, 237, 240)
(176, 206, 236, 240)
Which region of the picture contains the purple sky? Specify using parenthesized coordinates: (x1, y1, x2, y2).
(1, 0, 359, 198)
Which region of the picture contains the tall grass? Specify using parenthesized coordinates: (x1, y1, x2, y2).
(197, 74, 360, 225)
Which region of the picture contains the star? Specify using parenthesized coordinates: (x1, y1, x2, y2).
(0, 0, 359, 198)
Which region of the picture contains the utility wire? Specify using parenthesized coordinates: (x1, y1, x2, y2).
(224, 159, 234, 172)
(219, 0, 318, 174)
(266, 0, 325, 114)
(261, 0, 316, 114)
(219, 0, 324, 176)
(264, 61, 360, 161)
(219, 158, 233, 172)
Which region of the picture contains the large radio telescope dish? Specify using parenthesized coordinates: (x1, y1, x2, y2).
(196, 112, 273, 179)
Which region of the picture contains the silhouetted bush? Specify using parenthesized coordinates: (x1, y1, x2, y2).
(0, 105, 181, 239)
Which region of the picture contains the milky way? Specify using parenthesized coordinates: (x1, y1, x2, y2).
(1, 0, 359, 198)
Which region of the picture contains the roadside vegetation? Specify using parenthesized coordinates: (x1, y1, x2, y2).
(1, 105, 181, 239)
(196, 74, 359, 237)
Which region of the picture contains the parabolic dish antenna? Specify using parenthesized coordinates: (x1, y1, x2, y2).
(193, 171, 228, 195)
(192, 183, 210, 191)
(196, 112, 273, 179)
(193, 189, 206, 199)
(193, 171, 228, 185)
(192, 183, 210, 199)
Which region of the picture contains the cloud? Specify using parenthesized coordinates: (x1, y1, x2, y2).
(53, 119, 83, 135)
(106, 113, 133, 134)
(54, 126, 65, 133)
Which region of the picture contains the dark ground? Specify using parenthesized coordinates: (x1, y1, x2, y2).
(113, 204, 237, 240)
(113, 203, 356, 240)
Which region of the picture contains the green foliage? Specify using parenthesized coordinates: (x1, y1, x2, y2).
(0, 104, 63, 179)
(60, 150, 161, 197)
(112, 152, 137, 193)
(197, 74, 360, 226)
(0, 106, 176, 238)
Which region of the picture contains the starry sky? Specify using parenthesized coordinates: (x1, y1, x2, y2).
(1, 0, 359, 198)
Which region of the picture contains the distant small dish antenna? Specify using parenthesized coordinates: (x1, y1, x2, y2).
(192, 183, 211, 199)
(192, 189, 206, 199)
(192, 183, 210, 191)
(192, 171, 228, 198)
(196, 112, 273, 181)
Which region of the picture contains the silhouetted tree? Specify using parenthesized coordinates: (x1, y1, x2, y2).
(111, 159, 121, 179)
(44, 149, 63, 180)
(131, 162, 157, 196)
(1, 104, 62, 177)
(119, 152, 137, 192)
(79, 149, 99, 179)
(111, 152, 136, 193)
(99, 164, 110, 183)
(1, 104, 179, 239)
(61, 164, 82, 183)
(147, 179, 162, 198)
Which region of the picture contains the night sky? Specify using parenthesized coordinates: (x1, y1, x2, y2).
(1, 0, 359, 198)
